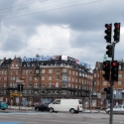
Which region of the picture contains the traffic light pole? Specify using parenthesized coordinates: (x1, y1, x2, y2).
(109, 42, 115, 124)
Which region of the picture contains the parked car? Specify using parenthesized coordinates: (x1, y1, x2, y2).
(35, 104, 49, 111)
(106, 104, 124, 114)
(48, 99, 83, 114)
(0, 101, 8, 110)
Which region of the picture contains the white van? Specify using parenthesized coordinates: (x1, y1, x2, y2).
(48, 99, 83, 114)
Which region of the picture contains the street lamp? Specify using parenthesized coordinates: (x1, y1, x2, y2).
(90, 81, 95, 112)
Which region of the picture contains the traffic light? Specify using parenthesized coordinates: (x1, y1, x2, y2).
(106, 45, 113, 57)
(113, 23, 120, 43)
(111, 61, 119, 81)
(104, 87, 110, 94)
(17, 84, 24, 92)
(104, 24, 112, 43)
(103, 61, 110, 81)
(104, 87, 110, 100)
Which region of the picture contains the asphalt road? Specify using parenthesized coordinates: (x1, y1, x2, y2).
(0, 112, 124, 124)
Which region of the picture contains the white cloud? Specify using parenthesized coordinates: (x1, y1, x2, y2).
(27, 25, 71, 55)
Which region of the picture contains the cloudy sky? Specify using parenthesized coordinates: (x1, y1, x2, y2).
(0, 0, 124, 69)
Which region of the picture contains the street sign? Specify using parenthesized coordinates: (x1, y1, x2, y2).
(103, 53, 107, 61)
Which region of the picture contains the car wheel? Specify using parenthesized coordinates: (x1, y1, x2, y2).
(36, 108, 39, 111)
(49, 108, 54, 113)
(70, 108, 75, 114)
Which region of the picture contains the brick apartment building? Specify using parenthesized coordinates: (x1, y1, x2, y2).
(93, 60, 124, 106)
(0, 55, 93, 107)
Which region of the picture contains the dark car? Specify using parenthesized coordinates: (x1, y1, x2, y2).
(35, 104, 49, 111)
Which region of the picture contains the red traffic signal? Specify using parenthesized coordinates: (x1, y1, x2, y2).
(103, 61, 110, 81)
(104, 24, 112, 43)
(111, 61, 117, 66)
(113, 23, 120, 43)
(111, 61, 119, 81)
(114, 23, 120, 29)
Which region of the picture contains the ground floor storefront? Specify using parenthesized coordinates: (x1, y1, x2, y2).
(0, 95, 124, 109)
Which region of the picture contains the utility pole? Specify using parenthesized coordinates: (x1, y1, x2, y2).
(103, 23, 120, 124)
(90, 81, 93, 112)
(109, 43, 115, 124)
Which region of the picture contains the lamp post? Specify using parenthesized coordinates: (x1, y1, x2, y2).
(90, 81, 95, 112)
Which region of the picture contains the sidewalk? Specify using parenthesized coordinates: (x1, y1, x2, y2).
(82, 109, 106, 113)
(8, 106, 34, 110)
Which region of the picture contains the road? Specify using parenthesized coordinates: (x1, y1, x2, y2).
(0, 112, 124, 124)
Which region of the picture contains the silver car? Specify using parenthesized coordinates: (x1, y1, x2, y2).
(106, 104, 124, 114)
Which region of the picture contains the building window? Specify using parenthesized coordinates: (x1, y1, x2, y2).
(26, 70, 28, 74)
(49, 76, 52, 80)
(10, 83, 12, 87)
(68, 83, 71, 88)
(28, 82, 32, 87)
(41, 76, 45, 80)
(41, 82, 45, 88)
(49, 69, 52, 73)
(73, 71, 75, 75)
(56, 69, 60, 73)
(34, 77, 38, 80)
(118, 74, 122, 78)
(4, 83, 7, 87)
(34, 82, 38, 88)
(4, 71, 7, 75)
(4, 76, 7, 80)
(103, 81, 107, 85)
(118, 81, 122, 86)
(72, 78, 74, 82)
(63, 69, 67, 72)
(56, 75, 60, 80)
(29, 76, 32, 80)
(55, 82, 59, 87)
(48, 82, 52, 87)
(42, 69, 45, 73)
(94, 74, 96, 77)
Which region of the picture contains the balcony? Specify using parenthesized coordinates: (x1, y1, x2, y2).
(61, 80, 69, 83)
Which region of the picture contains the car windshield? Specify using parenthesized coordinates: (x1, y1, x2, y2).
(114, 105, 122, 108)
(79, 100, 82, 104)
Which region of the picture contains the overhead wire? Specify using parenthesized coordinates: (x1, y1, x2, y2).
(0, 0, 106, 54)
(1, 0, 106, 19)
